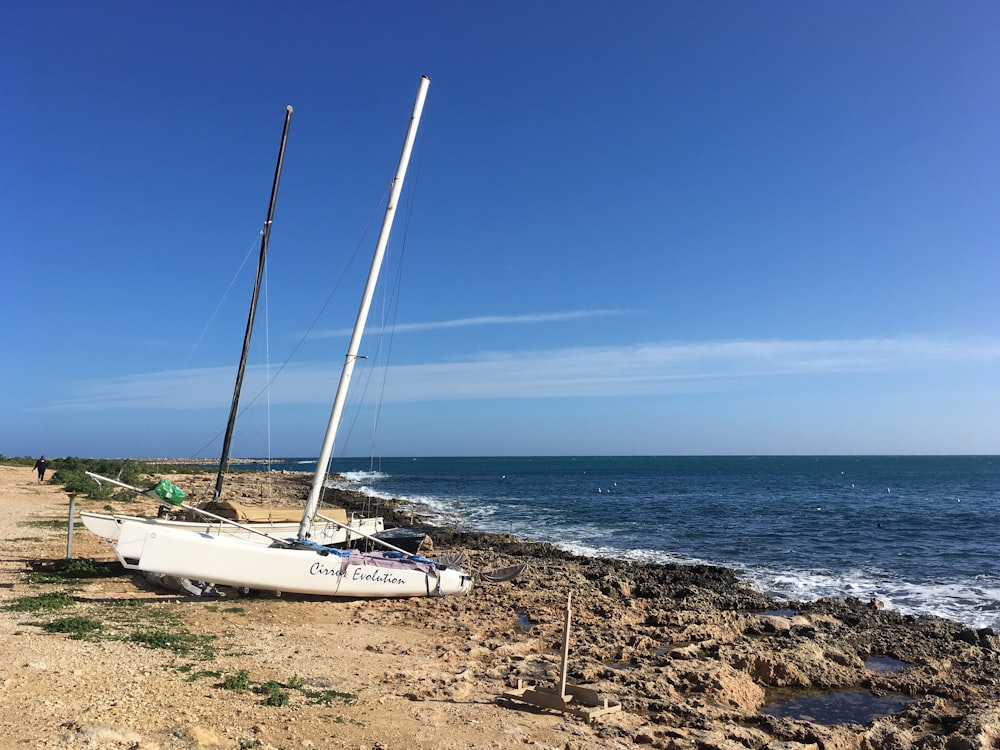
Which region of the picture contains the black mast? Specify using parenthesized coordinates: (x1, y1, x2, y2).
(213, 105, 293, 501)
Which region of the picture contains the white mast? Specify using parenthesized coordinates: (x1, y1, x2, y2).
(298, 75, 431, 540)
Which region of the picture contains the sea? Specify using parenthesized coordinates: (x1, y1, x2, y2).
(234, 455, 1000, 630)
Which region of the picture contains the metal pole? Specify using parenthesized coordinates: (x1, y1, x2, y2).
(299, 75, 431, 540)
(214, 104, 294, 501)
(66, 494, 76, 559)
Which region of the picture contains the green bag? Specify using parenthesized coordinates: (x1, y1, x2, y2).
(142, 479, 187, 506)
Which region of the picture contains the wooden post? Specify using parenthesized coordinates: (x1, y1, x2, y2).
(558, 591, 572, 698)
(501, 588, 622, 722)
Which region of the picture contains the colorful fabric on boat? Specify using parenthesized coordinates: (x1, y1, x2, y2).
(143, 480, 187, 505)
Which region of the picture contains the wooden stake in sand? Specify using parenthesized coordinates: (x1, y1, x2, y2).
(503, 591, 622, 723)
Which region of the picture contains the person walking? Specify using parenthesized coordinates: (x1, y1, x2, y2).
(33, 455, 48, 483)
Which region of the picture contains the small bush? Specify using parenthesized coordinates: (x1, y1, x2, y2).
(257, 681, 290, 707)
(222, 670, 252, 692)
(0, 455, 37, 467)
(51, 458, 157, 500)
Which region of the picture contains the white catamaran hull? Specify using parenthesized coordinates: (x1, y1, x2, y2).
(111, 519, 472, 598)
(79, 511, 382, 546)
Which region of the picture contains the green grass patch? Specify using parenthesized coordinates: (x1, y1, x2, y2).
(220, 669, 357, 707)
(27, 558, 126, 584)
(4, 591, 75, 612)
(183, 668, 223, 683)
(8, 589, 215, 656)
(129, 628, 216, 659)
(303, 688, 358, 706)
(38, 616, 102, 639)
(332, 715, 363, 726)
(21, 518, 78, 530)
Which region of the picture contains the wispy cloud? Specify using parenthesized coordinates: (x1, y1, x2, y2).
(39, 336, 1000, 412)
(376, 337, 1000, 401)
(42, 367, 239, 412)
(311, 309, 630, 338)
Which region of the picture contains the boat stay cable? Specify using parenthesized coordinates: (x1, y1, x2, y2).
(186, 182, 391, 463)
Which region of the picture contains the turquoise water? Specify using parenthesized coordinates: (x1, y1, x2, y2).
(238, 455, 1000, 629)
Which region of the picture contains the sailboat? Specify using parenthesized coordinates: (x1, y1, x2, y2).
(78, 481, 384, 548)
(97, 76, 473, 598)
(80, 105, 384, 550)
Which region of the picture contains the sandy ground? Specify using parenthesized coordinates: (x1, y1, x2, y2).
(0, 465, 637, 749)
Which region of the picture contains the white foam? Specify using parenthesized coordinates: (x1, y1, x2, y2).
(557, 542, 1000, 629)
(336, 470, 387, 483)
(738, 565, 1000, 630)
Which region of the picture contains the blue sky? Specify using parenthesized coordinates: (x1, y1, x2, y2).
(4, 2, 999, 459)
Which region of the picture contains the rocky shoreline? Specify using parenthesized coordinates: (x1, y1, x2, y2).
(167, 469, 1000, 745)
(1, 465, 998, 749)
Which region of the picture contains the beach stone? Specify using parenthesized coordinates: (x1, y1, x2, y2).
(68, 723, 144, 745)
(731, 652, 812, 687)
(690, 663, 765, 712)
(861, 719, 916, 750)
(669, 643, 701, 660)
(956, 628, 980, 646)
(186, 725, 230, 748)
(980, 633, 1000, 652)
(942, 706, 1000, 750)
(758, 615, 793, 633)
